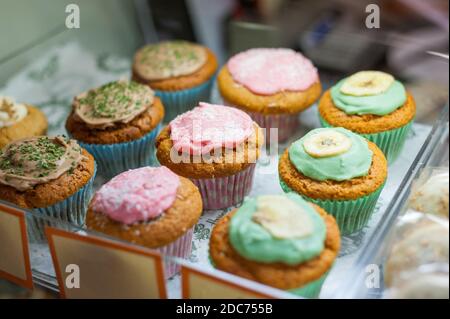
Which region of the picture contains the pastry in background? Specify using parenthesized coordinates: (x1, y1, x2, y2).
(66, 80, 164, 179)
(0, 96, 48, 148)
(409, 170, 449, 218)
(86, 166, 202, 278)
(318, 71, 416, 162)
(132, 40, 218, 122)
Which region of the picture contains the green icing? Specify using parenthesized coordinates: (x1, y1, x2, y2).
(330, 79, 407, 116)
(228, 193, 326, 266)
(138, 41, 202, 71)
(289, 127, 373, 181)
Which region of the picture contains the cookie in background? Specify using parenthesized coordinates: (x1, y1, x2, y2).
(218, 48, 321, 143)
(384, 210, 449, 299)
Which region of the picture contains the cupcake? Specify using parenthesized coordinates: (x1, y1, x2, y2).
(0, 96, 48, 148)
(386, 266, 449, 299)
(156, 102, 263, 210)
(318, 71, 416, 163)
(0, 136, 96, 239)
(218, 48, 321, 143)
(132, 40, 218, 122)
(65, 80, 164, 179)
(279, 127, 387, 235)
(209, 193, 341, 298)
(86, 166, 202, 278)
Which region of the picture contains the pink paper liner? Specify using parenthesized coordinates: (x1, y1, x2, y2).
(221, 99, 299, 143)
(191, 164, 256, 210)
(156, 227, 194, 278)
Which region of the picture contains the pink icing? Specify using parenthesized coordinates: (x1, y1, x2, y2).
(227, 48, 319, 95)
(170, 102, 254, 155)
(91, 166, 180, 224)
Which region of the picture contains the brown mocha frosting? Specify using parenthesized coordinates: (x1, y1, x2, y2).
(0, 136, 86, 191)
(133, 40, 207, 81)
(73, 80, 154, 129)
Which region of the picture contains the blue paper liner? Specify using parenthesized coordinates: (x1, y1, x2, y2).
(27, 165, 97, 242)
(76, 124, 161, 179)
(155, 76, 215, 122)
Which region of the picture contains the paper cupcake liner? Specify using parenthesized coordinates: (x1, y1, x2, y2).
(155, 76, 215, 123)
(245, 111, 299, 143)
(191, 164, 256, 210)
(221, 98, 300, 144)
(289, 271, 329, 298)
(27, 165, 97, 242)
(157, 227, 194, 279)
(319, 115, 413, 163)
(280, 179, 385, 235)
(75, 124, 161, 179)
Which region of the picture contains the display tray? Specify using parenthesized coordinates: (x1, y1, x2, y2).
(0, 42, 446, 298)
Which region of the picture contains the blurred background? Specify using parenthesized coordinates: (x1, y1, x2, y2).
(0, 0, 448, 125)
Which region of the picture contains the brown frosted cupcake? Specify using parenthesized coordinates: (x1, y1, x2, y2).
(86, 166, 202, 277)
(0, 136, 96, 237)
(279, 127, 387, 235)
(156, 102, 263, 210)
(210, 193, 340, 298)
(132, 40, 218, 122)
(218, 48, 321, 143)
(318, 71, 416, 162)
(0, 96, 47, 148)
(66, 80, 164, 178)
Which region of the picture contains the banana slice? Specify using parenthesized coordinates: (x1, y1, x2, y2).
(303, 130, 352, 158)
(252, 195, 313, 239)
(340, 71, 394, 96)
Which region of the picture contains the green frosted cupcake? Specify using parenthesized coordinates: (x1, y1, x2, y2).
(0, 136, 97, 241)
(209, 193, 341, 298)
(318, 71, 416, 163)
(279, 127, 388, 235)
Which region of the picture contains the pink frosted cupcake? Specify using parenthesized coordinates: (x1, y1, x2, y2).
(217, 48, 322, 143)
(86, 166, 202, 278)
(156, 102, 263, 210)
